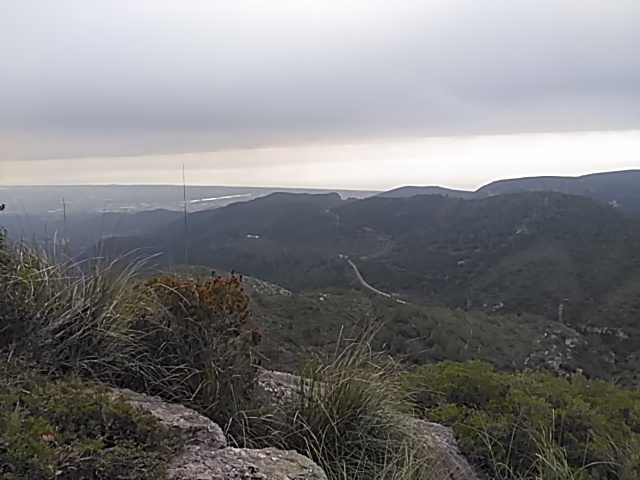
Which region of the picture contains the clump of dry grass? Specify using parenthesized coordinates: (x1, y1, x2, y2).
(237, 329, 450, 480)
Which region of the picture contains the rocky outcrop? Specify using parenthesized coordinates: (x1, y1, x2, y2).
(257, 370, 480, 480)
(255, 369, 310, 404)
(114, 388, 227, 449)
(112, 388, 327, 480)
(243, 276, 292, 296)
(170, 447, 326, 480)
(401, 417, 479, 480)
(110, 371, 478, 480)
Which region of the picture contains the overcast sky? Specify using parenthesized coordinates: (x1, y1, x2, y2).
(1, 1, 639, 189)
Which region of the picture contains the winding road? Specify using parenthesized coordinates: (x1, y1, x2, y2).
(345, 257, 409, 305)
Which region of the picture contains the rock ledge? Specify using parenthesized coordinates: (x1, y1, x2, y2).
(113, 388, 327, 480)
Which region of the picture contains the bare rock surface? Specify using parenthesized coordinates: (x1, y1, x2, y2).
(401, 416, 479, 480)
(112, 387, 327, 480)
(169, 446, 327, 480)
(256, 369, 306, 403)
(112, 387, 227, 449)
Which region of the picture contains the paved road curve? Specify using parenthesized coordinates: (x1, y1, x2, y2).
(345, 258, 408, 305)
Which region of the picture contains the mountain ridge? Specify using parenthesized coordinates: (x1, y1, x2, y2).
(380, 169, 640, 213)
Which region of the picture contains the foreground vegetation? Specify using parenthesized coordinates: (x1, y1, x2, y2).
(406, 361, 640, 479)
(1, 230, 640, 479)
(0, 357, 181, 480)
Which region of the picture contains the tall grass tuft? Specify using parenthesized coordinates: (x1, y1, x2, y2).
(237, 329, 449, 480)
(0, 231, 261, 427)
(0, 239, 146, 380)
(478, 424, 622, 480)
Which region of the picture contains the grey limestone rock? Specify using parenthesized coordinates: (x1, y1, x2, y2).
(112, 387, 227, 449)
(112, 387, 327, 480)
(401, 416, 479, 480)
(169, 446, 327, 480)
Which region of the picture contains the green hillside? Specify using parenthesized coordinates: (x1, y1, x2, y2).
(249, 289, 616, 382)
(81, 190, 640, 385)
(147, 192, 640, 330)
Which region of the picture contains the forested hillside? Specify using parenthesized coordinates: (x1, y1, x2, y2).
(123, 191, 640, 326)
(65, 186, 640, 385)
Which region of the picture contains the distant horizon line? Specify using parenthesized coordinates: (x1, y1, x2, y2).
(0, 183, 381, 191)
(1, 167, 638, 192)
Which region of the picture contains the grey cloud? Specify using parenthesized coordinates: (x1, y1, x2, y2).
(1, 0, 639, 160)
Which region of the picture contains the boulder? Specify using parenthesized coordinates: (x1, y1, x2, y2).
(256, 369, 309, 404)
(401, 416, 479, 480)
(112, 387, 226, 449)
(170, 446, 327, 480)
(112, 388, 327, 480)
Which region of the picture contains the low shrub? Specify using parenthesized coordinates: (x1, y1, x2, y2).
(131, 273, 262, 425)
(404, 360, 640, 479)
(0, 356, 182, 480)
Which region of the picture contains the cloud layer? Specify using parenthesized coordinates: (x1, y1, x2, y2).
(1, 1, 639, 160)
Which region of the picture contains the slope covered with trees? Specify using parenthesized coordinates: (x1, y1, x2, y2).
(78, 189, 640, 385)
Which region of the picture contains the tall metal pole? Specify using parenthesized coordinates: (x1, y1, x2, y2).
(62, 197, 68, 256)
(182, 164, 188, 264)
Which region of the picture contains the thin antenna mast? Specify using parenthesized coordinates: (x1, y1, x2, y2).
(182, 163, 188, 263)
(62, 197, 68, 257)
